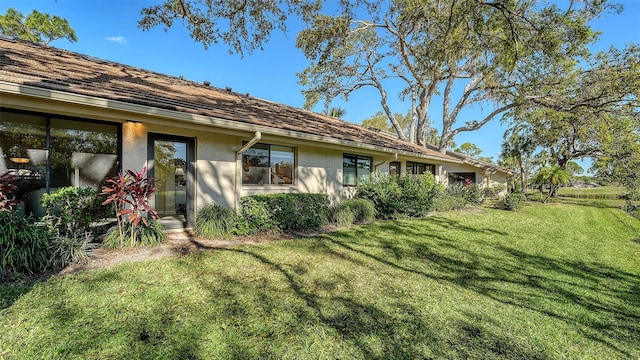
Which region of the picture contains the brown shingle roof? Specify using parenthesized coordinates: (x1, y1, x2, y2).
(0, 37, 458, 161)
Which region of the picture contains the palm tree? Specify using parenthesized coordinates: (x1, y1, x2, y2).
(322, 107, 346, 118)
(502, 124, 535, 194)
(533, 165, 571, 202)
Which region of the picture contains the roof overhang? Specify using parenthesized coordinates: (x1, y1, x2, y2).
(0, 81, 463, 164)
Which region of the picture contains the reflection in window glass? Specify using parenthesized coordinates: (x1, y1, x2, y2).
(389, 161, 400, 176)
(343, 156, 357, 186)
(0, 112, 47, 216)
(242, 143, 295, 185)
(343, 154, 371, 186)
(406, 161, 435, 176)
(50, 119, 118, 190)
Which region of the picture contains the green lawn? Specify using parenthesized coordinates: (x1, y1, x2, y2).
(1, 203, 639, 359)
(557, 186, 626, 197)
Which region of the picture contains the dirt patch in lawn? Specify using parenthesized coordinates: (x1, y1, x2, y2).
(59, 230, 294, 275)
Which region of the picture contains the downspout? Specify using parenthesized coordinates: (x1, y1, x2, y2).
(234, 131, 261, 212)
(374, 153, 398, 171)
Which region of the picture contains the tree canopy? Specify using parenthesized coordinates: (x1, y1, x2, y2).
(0, 8, 77, 44)
(139, 1, 623, 153)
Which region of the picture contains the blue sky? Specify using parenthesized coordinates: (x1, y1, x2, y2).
(2, 1, 639, 169)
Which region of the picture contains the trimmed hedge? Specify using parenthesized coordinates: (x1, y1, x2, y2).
(356, 173, 440, 219)
(246, 193, 330, 232)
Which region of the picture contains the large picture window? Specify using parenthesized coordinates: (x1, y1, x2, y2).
(343, 154, 371, 186)
(242, 143, 295, 185)
(406, 161, 435, 176)
(449, 172, 477, 185)
(0, 109, 120, 217)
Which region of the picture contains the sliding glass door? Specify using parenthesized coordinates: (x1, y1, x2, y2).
(148, 134, 194, 229)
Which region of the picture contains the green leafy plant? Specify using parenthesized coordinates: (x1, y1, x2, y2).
(102, 219, 167, 249)
(329, 202, 355, 228)
(101, 168, 160, 247)
(238, 197, 278, 235)
(196, 204, 238, 238)
(0, 211, 52, 278)
(0, 172, 19, 211)
(41, 187, 109, 236)
(247, 193, 329, 232)
(502, 193, 527, 211)
(343, 198, 376, 223)
(533, 166, 572, 202)
(50, 232, 97, 268)
(357, 173, 440, 219)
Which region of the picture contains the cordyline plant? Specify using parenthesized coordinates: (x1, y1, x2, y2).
(101, 167, 159, 247)
(0, 172, 19, 211)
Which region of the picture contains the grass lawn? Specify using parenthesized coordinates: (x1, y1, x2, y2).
(557, 186, 627, 198)
(1, 203, 639, 359)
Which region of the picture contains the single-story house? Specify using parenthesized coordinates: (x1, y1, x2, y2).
(0, 37, 512, 229)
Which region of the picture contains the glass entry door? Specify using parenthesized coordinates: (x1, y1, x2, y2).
(148, 134, 194, 229)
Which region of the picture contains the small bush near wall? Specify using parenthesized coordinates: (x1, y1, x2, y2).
(432, 193, 467, 212)
(41, 187, 110, 236)
(328, 202, 355, 228)
(102, 220, 167, 249)
(502, 193, 527, 211)
(344, 198, 376, 223)
(238, 197, 278, 235)
(356, 173, 440, 219)
(0, 212, 53, 278)
(196, 204, 239, 238)
(50, 232, 97, 268)
(247, 193, 330, 232)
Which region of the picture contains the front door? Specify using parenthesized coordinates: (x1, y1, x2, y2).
(148, 134, 195, 229)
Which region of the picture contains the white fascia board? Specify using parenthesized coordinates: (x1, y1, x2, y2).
(0, 81, 462, 164)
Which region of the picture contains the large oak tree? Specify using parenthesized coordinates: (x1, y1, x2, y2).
(139, 1, 627, 153)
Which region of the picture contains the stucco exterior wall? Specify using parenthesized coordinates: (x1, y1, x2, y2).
(122, 121, 357, 208)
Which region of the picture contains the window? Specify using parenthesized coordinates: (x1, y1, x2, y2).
(406, 161, 435, 176)
(449, 172, 476, 185)
(0, 109, 120, 217)
(343, 154, 371, 186)
(389, 161, 401, 176)
(242, 143, 295, 185)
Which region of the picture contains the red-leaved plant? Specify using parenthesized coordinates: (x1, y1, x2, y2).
(0, 172, 19, 212)
(101, 167, 159, 246)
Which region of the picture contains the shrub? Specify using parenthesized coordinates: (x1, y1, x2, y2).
(356, 173, 439, 219)
(135, 219, 168, 246)
(50, 232, 97, 268)
(396, 174, 440, 217)
(502, 193, 527, 211)
(356, 173, 403, 218)
(432, 192, 467, 212)
(103, 219, 167, 248)
(483, 185, 506, 199)
(41, 187, 110, 236)
(238, 197, 278, 235)
(101, 168, 160, 247)
(0, 172, 19, 211)
(343, 198, 376, 223)
(247, 193, 330, 232)
(329, 202, 355, 228)
(0, 211, 52, 277)
(196, 204, 238, 238)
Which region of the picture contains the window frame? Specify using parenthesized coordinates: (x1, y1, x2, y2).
(0, 107, 122, 216)
(342, 153, 372, 187)
(241, 142, 295, 186)
(406, 161, 436, 176)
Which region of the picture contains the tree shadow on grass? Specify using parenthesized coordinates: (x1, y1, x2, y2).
(321, 220, 640, 358)
(0, 283, 34, 310)
(207, 245, 552, 359)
